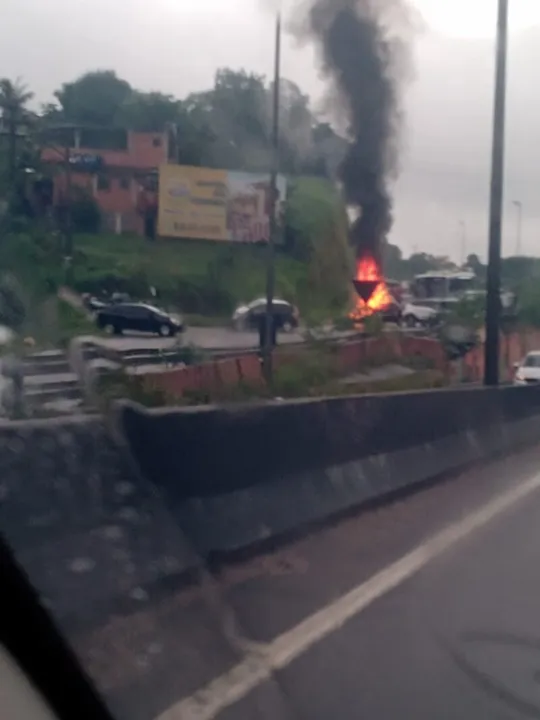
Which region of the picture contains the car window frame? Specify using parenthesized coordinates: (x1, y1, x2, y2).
(1, 531, 115, 720)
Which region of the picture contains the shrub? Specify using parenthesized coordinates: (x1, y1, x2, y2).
(0, 274, 26, 331)
(55, 299, 96, 347)
(70, 194, 101, 233)
(363, 313, 384, 336)
(96, 370, 168, 409)
(273, 350, 335, 398)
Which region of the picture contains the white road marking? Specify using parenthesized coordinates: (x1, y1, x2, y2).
(155, 472, 540, 720)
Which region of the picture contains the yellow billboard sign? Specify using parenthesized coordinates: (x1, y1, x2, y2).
(158, 164, 287, 243)
(158, 165, 228, 241)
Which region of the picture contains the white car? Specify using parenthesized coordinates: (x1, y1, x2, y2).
(232, 298, 299, 333)
(401, 302, 439, 328)
(514, 351, 540, 386)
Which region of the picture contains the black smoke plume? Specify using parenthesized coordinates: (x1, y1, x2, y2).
(297, 0, 414, 262)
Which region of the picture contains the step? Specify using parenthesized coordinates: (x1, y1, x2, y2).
(26, 350, 67, 362)
(28, 397, 87, 417)
(24, 360, 71, 375)
(25, 385, 83, 402)
(24, 374, 79, 391)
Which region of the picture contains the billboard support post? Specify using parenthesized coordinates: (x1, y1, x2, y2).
(263, 11, 282, 387)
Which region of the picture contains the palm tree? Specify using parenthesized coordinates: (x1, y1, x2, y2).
(0, 78, 34, 184)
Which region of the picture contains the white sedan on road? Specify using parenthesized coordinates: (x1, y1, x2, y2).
(401, 302, 439, 328)
(232, 298, 300, 333)
(514, 351, 540, 386)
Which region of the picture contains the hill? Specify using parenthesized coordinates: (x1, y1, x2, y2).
(0, 177, 354, 328)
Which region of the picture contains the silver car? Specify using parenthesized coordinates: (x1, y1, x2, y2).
(514, 351, 540, 386)
(232, 298, 300, 333)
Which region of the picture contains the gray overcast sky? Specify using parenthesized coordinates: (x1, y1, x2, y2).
(2, 0, 540, 260)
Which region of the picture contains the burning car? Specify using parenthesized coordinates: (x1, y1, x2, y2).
(350, 256, 400, 324)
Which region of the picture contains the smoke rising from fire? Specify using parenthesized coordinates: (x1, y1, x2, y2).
(294, 0, 415, 262)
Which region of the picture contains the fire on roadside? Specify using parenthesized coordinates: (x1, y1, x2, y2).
(350, 255, 393, 321)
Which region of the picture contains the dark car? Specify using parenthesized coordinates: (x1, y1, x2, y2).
(232, 298, 300, 333)
(96, 303, 184, 337)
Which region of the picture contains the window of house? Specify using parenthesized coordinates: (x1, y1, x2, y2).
(97, 174, 110, 191)
(152, 137, 162, 147)
(119, 176, 130, 190)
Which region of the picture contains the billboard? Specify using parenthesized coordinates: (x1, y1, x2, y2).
(158, 164, 287, 243)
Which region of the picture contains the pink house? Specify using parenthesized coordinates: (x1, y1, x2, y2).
(41, 128, 169, 235)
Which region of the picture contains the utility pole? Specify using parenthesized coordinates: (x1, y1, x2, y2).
(512, 199, 522, 256)
(484, 0, 509, 387)
(263, 11, 282, 385)
(7, 115, 17, 185)
(459, 220, 467, 267)
(63, 144, 73, 285)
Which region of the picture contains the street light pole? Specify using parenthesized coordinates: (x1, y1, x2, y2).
(512, 200, 522, 256)
(8, 117, 17, 186)
(40, 125, 77, 283)
(459, 220, 467, 267)
(263, 11, 282, 385)
(484, 0, 509, 387)
(63, 144, 74, 285)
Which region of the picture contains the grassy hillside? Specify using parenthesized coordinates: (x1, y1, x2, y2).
(73, 233, 304, 315)
(0, 176, 353, 325)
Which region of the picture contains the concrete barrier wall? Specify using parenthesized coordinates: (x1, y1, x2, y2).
(142, 335, 448, 400)
(0, 416, 195, 631)
(5, 382, 540, 634)
(119, 386, 540, 499)
(119, 384, 540, 555)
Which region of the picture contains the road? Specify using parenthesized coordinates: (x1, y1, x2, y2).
(80, 327, 301, 353)
(82, 326, 361, 353)
(61, 441, 540, 720)
(102, 326, 303, 351)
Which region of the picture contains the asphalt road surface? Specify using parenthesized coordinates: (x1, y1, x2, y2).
(66, 443, 540, 720)
(83, 326, 360, 353)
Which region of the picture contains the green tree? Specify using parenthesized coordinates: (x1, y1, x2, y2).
(45, 67, 347, 178)
(286, 177, 353, 318)
(277, 83, 346, 178)
(448, 295, 486, 330)
(54, 70, 132, 126)
(0, 78, 34, 187)
(466, 253, 484, 277)
(404, 252, 457, 277)
(517, 278, 540, 327)
(310, 122, 347, 179)
(501, 256, 540, 289)
(208, 68, 269, 171)
(276, 79, 312, 174)
(403, 252, 435, 276)
(175, 94, 218, 166)
(115, 91, 180, 132)
(0, 274, 26, 331)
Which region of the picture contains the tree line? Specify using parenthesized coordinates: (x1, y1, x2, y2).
(0, 69, 347, 185)
(2, 70, 538, 319)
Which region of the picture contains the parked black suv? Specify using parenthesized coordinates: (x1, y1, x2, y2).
(95, 304, 184, 337)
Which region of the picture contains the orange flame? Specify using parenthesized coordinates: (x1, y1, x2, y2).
(350, 256, 393, 320)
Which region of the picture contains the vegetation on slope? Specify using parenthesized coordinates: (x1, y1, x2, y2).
(0, 177, 353, 326)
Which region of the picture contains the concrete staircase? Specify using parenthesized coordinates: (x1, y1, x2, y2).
(22, 350, 85, 416)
